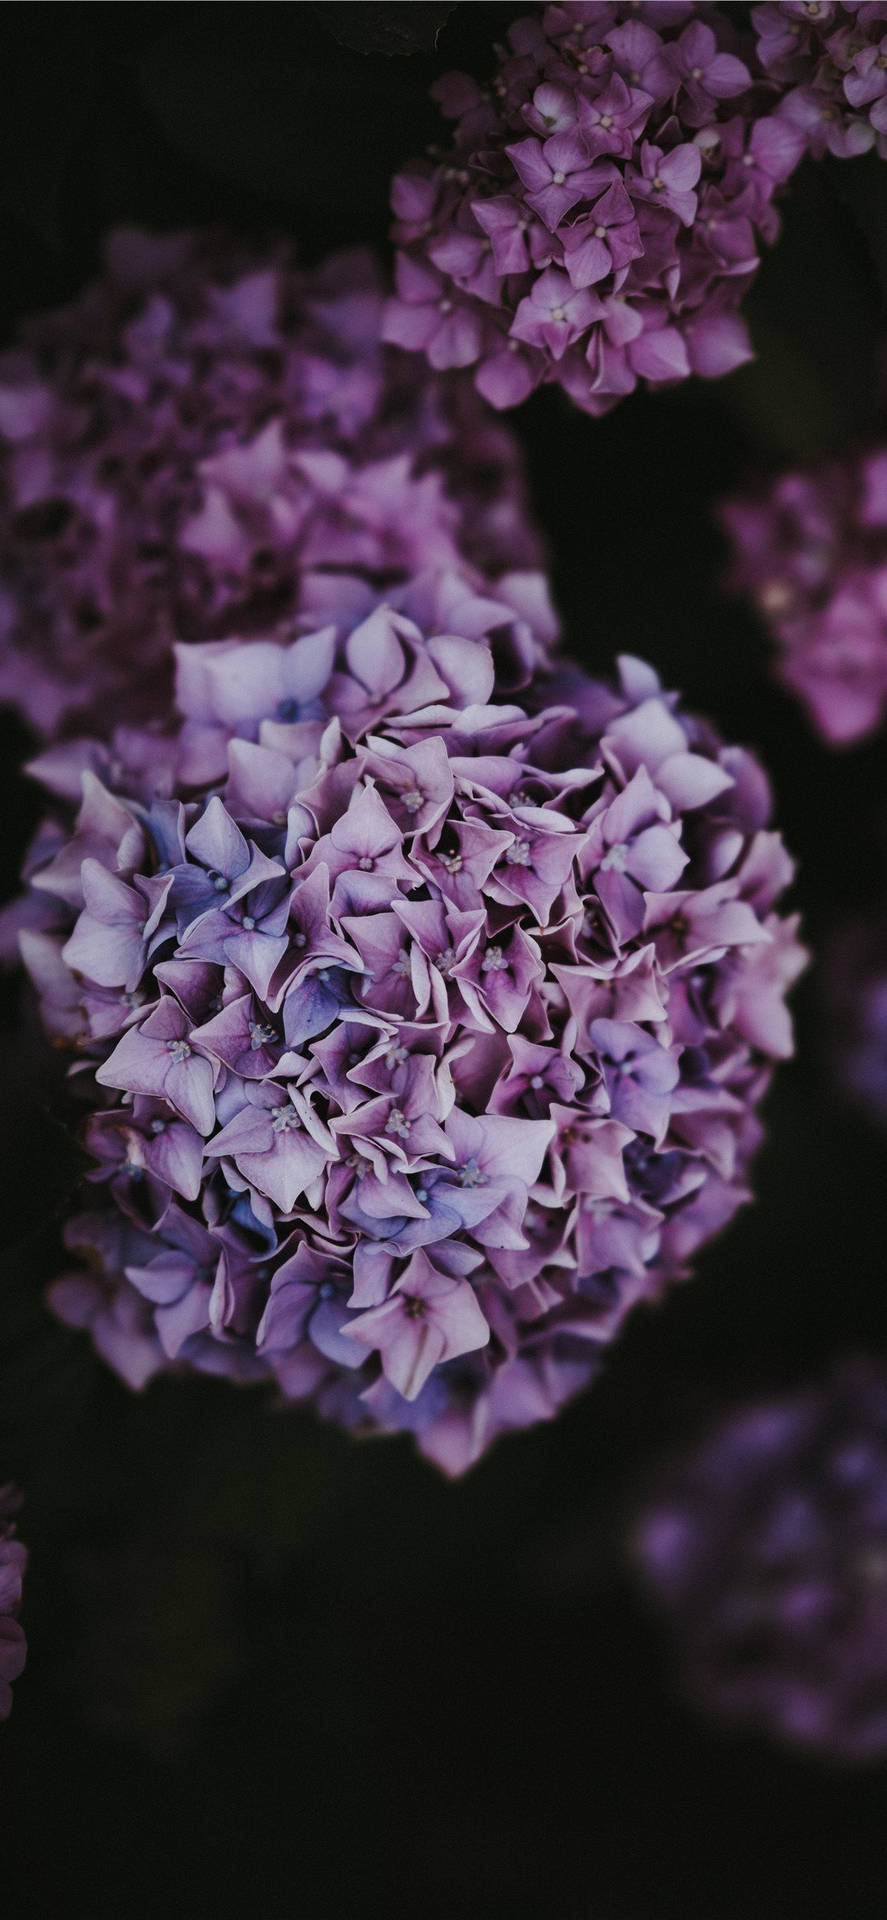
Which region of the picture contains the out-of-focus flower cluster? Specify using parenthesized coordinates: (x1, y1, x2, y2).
(0, 229, 550, 738)
(753, 1, 887, 161)
(385, 2, 807, 416)
(721, 443, 887, 745)
(827, 909, 887, 1122)
(16, 609, 803, 1474)
(0, 1485, 27, 1720)
(634, 1359, 887, 1763)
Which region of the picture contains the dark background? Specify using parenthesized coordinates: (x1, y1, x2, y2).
(1, 6, 886, 1916)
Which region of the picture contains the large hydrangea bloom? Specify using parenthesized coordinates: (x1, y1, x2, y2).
(17, 612, 803, 1474)
(385, 2, 806, 416)
(0, 1485, 27, 1721)
(634, 1360, 887, 1763)
(0, 229, 550, 737)
(753, 1, 887, 160)
(721, 443, 887, 745)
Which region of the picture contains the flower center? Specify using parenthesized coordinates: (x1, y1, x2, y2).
(482, 945, 508, 974)
(271, 1107, 300, 1134)
(760, 577, 793, 615)
(386, 1107, 411, 1139)
(165, 1038, 192, 1062)
(458, 1157, 487, 1188)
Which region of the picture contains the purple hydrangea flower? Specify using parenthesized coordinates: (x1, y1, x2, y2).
(0, 232, 553, 737)
(721, 442, 887, 745)
(0, 1485, 27, 1721)
(19, 610, 803, 1474)
(634, 1359, 887, 1763)
(385, 3, 806, 417)
(752, 2, 887, 160)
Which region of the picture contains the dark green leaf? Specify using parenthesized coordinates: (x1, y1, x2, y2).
(137, 13, 433, 229)
(724, 159, 880, 460)
(826, 150, 887, 310)
(0, 1087, 84, 1256)
(311, 2, 456, 57)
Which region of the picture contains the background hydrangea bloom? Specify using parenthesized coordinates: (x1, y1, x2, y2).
(16, 604, 803, 1474)
(0, 1484, 27, 1721)
(752, 1, 887, 161)
(721, 442, 887, 744)
(634, 1359, 887, 1763)
(0, 229, 551, 737)
(827, 907, 887, 1122)
(385, 2, 807, 416)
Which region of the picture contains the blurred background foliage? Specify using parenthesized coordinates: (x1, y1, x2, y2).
(1, 6, 887, 1917)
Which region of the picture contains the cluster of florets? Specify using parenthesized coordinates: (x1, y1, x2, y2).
(753, 1, 887, 160)
(0, 1485, 27, 1721)
(0, 228, 549, 738)
(385, 2, 807, 416)
(721, 444, 887, 745)
(16, 601, 803, 1474)
(634, 1359, 887, 1763)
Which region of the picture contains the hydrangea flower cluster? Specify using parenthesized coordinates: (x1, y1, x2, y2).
(721, 443, 887, 744)
(634, 1359, 887, 1763)
(385, 2, 807, 416)
(0, 228, 550, 738)
(16, 603, 803, 1474)
(753, 1, 887, 160)
(0, 1485, 27, 1721)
